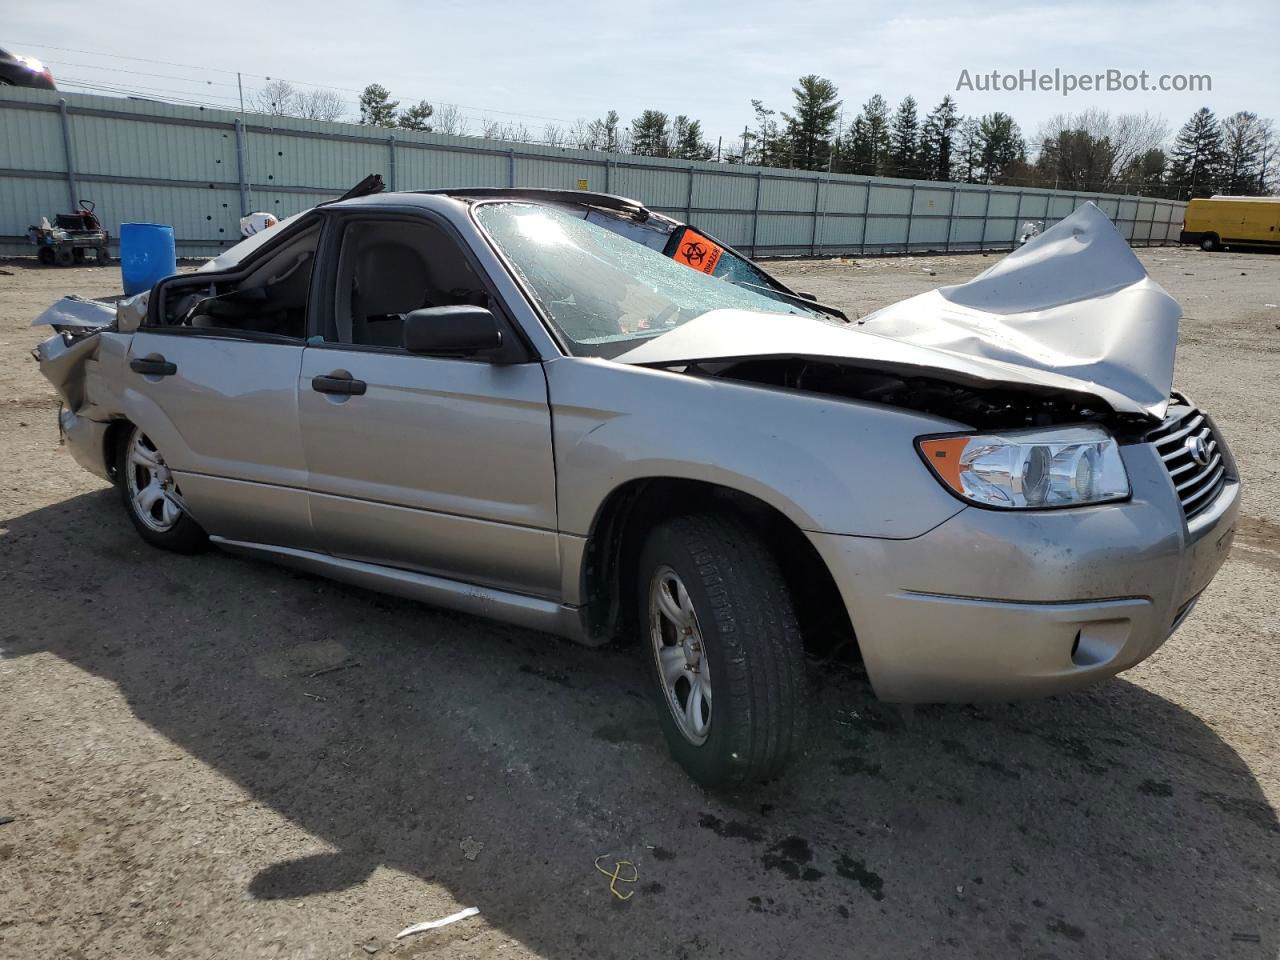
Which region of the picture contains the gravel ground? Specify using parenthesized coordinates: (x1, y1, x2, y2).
(0, 245, 1276, 960)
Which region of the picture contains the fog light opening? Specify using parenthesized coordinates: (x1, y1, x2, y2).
(1070, 630, 1081, 660)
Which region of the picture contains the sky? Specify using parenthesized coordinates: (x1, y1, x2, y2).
(8, 0, 1279, 152)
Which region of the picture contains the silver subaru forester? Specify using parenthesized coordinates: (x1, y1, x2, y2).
(36, 185, 1239, 786)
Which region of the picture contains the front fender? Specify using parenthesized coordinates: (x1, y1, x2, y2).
(545, 357, 966, 539)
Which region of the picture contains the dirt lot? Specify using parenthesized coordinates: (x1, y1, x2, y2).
(1, 245, 1277, 959)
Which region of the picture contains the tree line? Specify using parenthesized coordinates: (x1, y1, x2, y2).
(256, 78, 1277, 199)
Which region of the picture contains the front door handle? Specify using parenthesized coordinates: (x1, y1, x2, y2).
(311, 372, 367, 396)
(129, 357, 177, 377)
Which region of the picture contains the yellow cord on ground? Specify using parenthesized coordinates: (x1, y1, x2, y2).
(593, 854, 639, 900)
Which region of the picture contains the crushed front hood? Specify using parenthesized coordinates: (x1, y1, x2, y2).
(617, 204, 1178, 420)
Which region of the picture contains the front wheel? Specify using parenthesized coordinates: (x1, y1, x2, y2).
(1200, 234, 1219, 252)
(637, 514, 807, 787)
(117, 425, 208, 553)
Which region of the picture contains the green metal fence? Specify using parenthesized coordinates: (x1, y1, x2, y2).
(0, 87, 1187, 259)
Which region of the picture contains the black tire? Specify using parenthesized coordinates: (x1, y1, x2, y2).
(636, 513, 807, 787)
(1200, 234, 1218, 252)
(95, 246, 112, 265)
(53, 246, 75, 267)
(116, 425, 208, 553)
(73, 248, 86, 263)
(37, 246, 55, 265)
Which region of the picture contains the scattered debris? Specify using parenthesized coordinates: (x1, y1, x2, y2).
(1231, 932, 1261, 943)
(306, 659, 361, 678)
(594, 854, 639, 901)
(923, 267, 936, 275)
(395, 906, 480, 939)
(0, 816, 14, 827)
(459, 836, 484, 861)
(361, 942, 380, 954)
(301, 692, 328, 703)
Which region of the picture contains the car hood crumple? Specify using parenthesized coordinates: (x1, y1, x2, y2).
(616, 203, 1179, 420)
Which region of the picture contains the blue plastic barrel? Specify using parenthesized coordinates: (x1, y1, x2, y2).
(119, 223, 176, 295)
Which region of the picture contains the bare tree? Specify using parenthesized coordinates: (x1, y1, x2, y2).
(570, 118, 598, 149)
(294, 88, 345, 122)
(251, 79, 298, 116)
(1034, 108, 1167, 190)
(480, 117, 504, 140)
(434, 104, 466, 136)
(543, 123, 565, 147)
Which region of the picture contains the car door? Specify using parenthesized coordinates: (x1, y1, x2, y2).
(297, 209, 560, 598)
(125, 217, 324, 549)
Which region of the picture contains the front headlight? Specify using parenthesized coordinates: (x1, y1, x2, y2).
(917, 425, 1129, 509)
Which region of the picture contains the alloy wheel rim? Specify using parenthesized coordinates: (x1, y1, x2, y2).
(125, 431, 185, 533)
(649, 566, 712, 745)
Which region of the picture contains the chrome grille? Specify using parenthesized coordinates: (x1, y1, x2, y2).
(1147, 399, 1227, 519)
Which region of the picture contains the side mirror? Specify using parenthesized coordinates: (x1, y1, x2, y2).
(403, 306, 503, 356)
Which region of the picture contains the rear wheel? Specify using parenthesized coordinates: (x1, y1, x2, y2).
(53, 246, 74, 267)
(1200, 234, 1219, 252)
(37, 246, 55, 265)
(117, 425, 208, 553)
(637, 513, 807, 787)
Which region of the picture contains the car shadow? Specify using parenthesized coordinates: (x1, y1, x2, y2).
(3, 489, 1276, 958)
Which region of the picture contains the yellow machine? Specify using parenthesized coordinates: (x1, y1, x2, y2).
(1181, 196, 1280, 251)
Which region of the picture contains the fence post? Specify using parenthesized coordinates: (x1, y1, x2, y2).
(387, 134, 397, 191)
(905, 184, 916, 254)
(1011, 191, 1025, 249)
(1165, 201, 1179, 246)
(979, 188, 992, 252)
(811, 177, 825, 256)
(862, 179, 873, 256)
(750, 170, 763, 257)
(508, 148, 516, 187)
(233, 117, 250, 216)
(944, 185, 957, 253)
(686, 165, 695, 222)
(604, 157, 611, 193)
(57, 98, 79, 212)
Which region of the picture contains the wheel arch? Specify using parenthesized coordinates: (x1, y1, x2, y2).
(579, 477, 856, 655)
(102, 417, 135, 483)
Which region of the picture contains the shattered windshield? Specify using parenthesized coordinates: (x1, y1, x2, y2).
(475, 201, 828, 358)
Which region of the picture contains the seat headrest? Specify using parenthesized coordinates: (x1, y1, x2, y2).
(355, 243, 430, 316)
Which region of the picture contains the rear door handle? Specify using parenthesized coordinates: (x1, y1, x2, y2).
(129, 357, 177, 377)
(311, 373, 367, 396)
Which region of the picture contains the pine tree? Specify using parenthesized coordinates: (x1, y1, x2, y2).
(919, 96, 960, 180)
(856, 95, 891, 176)
(585, 110, 623, 152)
(888, 96, 920, 178)
(840, 116, 872, 175)
(955, 117, 982, 183)
(745, 99, 786, 167)
(780, 75, 841, 171)
(1168, 108, 1225, 198)
(631, 110, 671, 157)
(359, 84, 400, 127)
(398, 100, 434, 131)
(671, 116, 712, 160)
(977, 112, 1026, 184)
(1220, 111, 1266, 195)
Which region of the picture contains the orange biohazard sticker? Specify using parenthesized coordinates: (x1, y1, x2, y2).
(672, 229, 723, 275)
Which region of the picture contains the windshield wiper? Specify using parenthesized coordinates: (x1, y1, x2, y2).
(724, 280, 848, 322)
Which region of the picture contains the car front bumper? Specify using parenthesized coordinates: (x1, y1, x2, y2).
(808, 440, 1240, 702)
